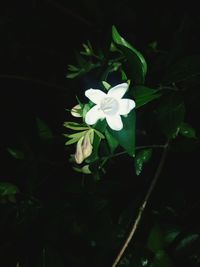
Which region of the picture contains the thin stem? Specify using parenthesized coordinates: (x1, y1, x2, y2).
(112, 140, 170, 267)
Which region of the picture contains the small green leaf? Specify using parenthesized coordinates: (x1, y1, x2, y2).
(179, 122, 196, 138)
(102, 81, 111, 90)
(135, 149, 152, 175)
(63, 122, 89, 131)
(108, 110, 136, 157)
(36, 117, 53, 140)
(7, 148, 25, 159)
(112, 25, 147, 84)
(0, 182, 19, 197)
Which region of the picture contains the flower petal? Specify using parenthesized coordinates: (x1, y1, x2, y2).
(106, 114, 123, 131)
(85, 89, 106, 104)
(108, 83, 129, 99)
(118, 99, 135, 115)
(85, 105, 105, 125)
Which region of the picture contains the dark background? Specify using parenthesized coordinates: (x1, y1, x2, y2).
(1, 1, 200, 267)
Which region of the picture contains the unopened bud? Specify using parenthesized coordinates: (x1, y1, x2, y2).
(82, 130, 93, 158)
(74, 136, 84, 164)
(71, 104, 82, 117)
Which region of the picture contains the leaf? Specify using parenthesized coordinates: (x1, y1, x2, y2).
(36, 117, 53, 140)
(108, 110, 136, 157)
(112, 25, 147, 84)
(132, 86, 162, 108)
(153, 250, 173, 267)
(63, 122, 89, 131)
(157, 94, 185, 139)
(179, 122, 196, 139)
(105, 129, 119, 153)
(102, 80, 111, 90)
(147, 224, 164, 253)
(0, 182, 19, 197)
(176, 234, 199, 252)
(7, 147, 25, 159)
(135, 149, 152, 175)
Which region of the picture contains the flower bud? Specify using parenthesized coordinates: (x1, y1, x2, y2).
(71, 104, 82, 117)
(82, 130, 93, 159)
(74, 136, 84, 164)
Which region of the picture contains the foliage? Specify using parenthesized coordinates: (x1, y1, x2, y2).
(1, 2, 200, 267)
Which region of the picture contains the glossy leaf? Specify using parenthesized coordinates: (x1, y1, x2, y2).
(179, 122, 196, 138)
(105, 129, 119, 153)
(132, 86, 162, 108)
(112, 25, 147, 84)
(135, 149, 152, 175)
(108, 110, 136, 157)
(7, 147, 25, 159)
(0, 182, 19, 197)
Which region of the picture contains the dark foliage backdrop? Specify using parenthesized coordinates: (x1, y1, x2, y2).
(1, 1, 200, 267)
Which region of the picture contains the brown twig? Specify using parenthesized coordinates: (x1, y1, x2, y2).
(112, 140, 170, 267)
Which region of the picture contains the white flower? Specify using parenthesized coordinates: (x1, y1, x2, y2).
(84, 83, 135, 131)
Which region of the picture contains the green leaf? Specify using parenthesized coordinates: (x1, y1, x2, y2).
(7, 148, 25, 159)
(108, 110, 136, 157)
(105, 129, 119, 153)
(102, 80, 111, 90)
(179, 122, 196, 138)
(63, 122, 89, 131)
(135, 149, 152, 175)
(36, 117, 53, 140)
(157, 94, 185, 139)
(147, 224, 164, 253)
(153, 250, 173, 267)
(0, 182, 19, 197)
(112, 25, 147, 84)
(132, 86, 162, 108)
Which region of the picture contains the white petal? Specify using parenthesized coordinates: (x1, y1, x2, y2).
(85, 89, 106, 104)
(106, 115, 123, 131)
(85, 105, 105, 125)
(118, 99, 135, 115)
(108, 83, 129, 99)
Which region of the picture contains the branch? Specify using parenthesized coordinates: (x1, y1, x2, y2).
(112, 140, 170, 267)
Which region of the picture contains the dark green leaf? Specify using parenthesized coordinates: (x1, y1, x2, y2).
(105, 129, 119, 153)
(176, 234, 199, 251)
(112, 25, 147, 84)
(0, 182, 19, 197)
(147, 224, 164, 253)
(131, 86, 162, 108)
(153, 250, 173, 267)
(7, 147, 25, 159)
(135, 149, 152, 175)
(157, 94, 185, 138)
(108, 110, 136, 157)
(179, 122, 196, 138)
(36, 117, 53, 140)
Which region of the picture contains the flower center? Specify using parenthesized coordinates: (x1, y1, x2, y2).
(100, 97, 119, 115)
